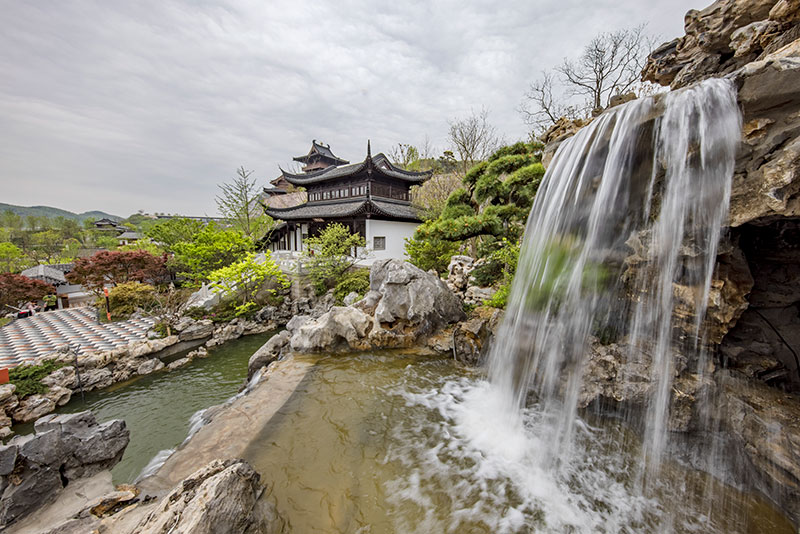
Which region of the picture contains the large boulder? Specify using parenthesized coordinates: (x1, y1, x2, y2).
(178, 319, 214, 342)
(289, 307, 373, 353)
(132, 459, 280, 534)
(371, 259, 465, 334)
(10, 395, 56, 424)
(248, 330, 290, 380)
(0, 411, 128, 528)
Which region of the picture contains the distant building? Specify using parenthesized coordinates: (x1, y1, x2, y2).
(264, 141, 431, 263)
(116, 231, 141, 246)
(93, 218, 123, 232)
(20, 264, 93, 308)
(155, 215, 226, 223)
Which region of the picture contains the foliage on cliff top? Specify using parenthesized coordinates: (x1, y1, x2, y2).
(405, 141, 544, 278)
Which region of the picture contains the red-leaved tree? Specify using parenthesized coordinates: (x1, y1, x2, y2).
(67, 250, 169, 294)
(0, 274, 55, 311)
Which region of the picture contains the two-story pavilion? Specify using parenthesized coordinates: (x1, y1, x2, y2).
(264, 142, 431, 262)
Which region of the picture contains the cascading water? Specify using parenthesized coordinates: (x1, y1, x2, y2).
(480, 76, 741, 513)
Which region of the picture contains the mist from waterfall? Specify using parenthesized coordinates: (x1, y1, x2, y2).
(487, 78, 741, 474)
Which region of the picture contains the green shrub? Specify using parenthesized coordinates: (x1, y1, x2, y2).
(100, 281, 157, 319)
(471, 260, 504, 287)
(152, 321, 169, 338)
(404, 221, 462, 274)
(303, 223, 366, 295)
(483, 238, 520, 309)
(9, 360, 66, 399)
(333, 269, 370, 304)
(485, 284, 510, 308)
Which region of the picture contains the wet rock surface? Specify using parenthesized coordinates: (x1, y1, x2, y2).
(248, 330, 290, 380)
(717, 373, 800, 523)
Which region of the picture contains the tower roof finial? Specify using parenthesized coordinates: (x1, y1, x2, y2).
(367, 139, 372, 158)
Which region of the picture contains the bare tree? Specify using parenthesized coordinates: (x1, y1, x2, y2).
(216, 166, 274, 240)
(520, 25, 656, 133)
(388, 143, 420, 169)
(419, 134, 435, 160)
(558, 25, 652, 112)
(410, 173, 464, 221)
(519, 71, 582, 133)
(448, 107, 500, 175)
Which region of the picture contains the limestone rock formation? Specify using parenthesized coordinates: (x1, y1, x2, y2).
(290, 306, 373, 353)
(372, 259, 465, 332)
(248, 330, 290, 379)
(132, 459, 279, 534)
(717, 372, 800, 523)
(0, 411, 129, 528)
(177, 319, 214, 342)
(282, 259, 465, 355)
(641, 0, 796, 88)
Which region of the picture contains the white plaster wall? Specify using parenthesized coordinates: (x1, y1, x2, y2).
(364, 219, 419, 264)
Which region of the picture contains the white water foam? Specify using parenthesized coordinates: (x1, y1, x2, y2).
(385, 369, 660, 533)
(135, 448, 176, 482)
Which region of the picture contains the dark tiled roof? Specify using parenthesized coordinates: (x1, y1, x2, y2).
(265, 198, 420, 222)
(370, 199, 420, 219)
(265, 199, 369, 220)
(293, 140, 349, 165)
(280, 153, 431, 186)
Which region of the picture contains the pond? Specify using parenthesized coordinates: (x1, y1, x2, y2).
(14, 332, 274, 483)
(244, 352, 795, 534)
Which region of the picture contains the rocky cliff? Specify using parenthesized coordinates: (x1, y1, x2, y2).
(541, 1, 799, 522)
(643, 0, 800, 521)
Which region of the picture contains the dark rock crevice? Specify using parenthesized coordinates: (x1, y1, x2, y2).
(720, 218, 800, 390)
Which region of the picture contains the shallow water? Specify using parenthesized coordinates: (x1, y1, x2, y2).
(14, 332, 273, 483)
(246, 352, 794, 534)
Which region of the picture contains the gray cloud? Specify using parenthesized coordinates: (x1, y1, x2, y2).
(0, 0, 699, 217)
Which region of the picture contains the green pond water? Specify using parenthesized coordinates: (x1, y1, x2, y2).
(15, 332, 274, 483)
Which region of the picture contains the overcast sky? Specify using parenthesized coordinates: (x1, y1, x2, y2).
(0, 0, 700, 218)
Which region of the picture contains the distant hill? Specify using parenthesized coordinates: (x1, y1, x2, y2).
(0, 203, 122, 222)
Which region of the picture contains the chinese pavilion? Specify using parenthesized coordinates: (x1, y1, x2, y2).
(264, 141, 432, 262)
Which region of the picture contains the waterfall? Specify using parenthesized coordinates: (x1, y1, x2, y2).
(487, 78, 741, 472)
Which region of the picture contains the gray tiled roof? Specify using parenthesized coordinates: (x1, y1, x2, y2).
(21, 265, 67, 285)
(117, 231, 141, 240)
(280, 153, 431, 186)
(265, 198, 420, 221)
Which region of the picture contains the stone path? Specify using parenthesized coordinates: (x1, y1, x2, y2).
(0, 307, 154, 369)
